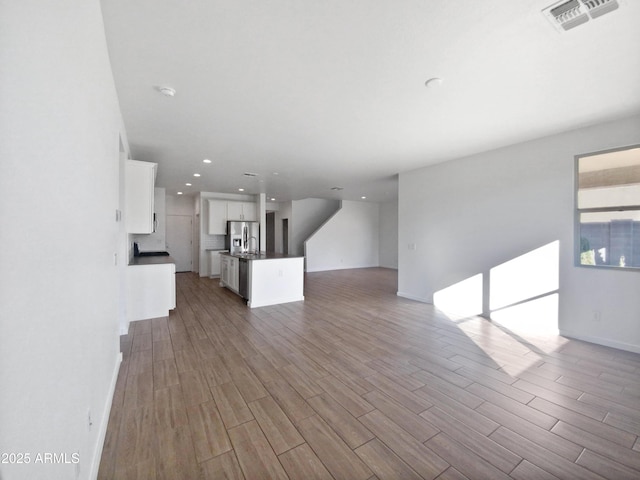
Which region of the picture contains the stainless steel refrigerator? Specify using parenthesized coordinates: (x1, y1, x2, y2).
(225, 221, 259, 254)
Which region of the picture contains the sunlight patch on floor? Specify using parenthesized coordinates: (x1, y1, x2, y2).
(433, 273, 483, 318)
(433, 241, 563, 377)
(491, 294, 559, 336)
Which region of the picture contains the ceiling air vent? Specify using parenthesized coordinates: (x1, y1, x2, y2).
(543, 0, 619, 31)
(584, 0, 620, 18)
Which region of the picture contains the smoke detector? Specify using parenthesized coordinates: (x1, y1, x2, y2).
(156, 86, 176, 97)
(542, 0, 620, 31)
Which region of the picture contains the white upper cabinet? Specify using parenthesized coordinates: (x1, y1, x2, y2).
(125, 160, 157, 233)
(209, 200, 256, 233)
(226, 201, 243, 221)
(241, 202, 257, 221)
(207, 199, 228, 234)
(227, 201, 256, 221)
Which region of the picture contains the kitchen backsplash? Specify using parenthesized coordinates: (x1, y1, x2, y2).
(203, 234, 225, 250)
(132, 232, 165, 251)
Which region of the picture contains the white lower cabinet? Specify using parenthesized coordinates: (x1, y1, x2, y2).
(220, 255, 239, 292)
(229, 256, 239, 291)
(220, 256, 229, 284)
(209, 250, 228, 277)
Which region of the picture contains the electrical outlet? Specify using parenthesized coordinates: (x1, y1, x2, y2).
(592, 310, 601, 323)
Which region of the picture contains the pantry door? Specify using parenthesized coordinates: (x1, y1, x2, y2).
(166, 215, 192, 272)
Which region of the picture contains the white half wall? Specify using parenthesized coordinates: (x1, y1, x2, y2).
(398, 114, 640, 353)
(306, 201, 380, 272)
(0, 1, 126, 478)
(248, 257, 305, 308)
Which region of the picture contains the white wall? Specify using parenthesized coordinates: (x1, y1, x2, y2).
(398, 114, 640, 353)
(0, 1, 126, 479)
(290, 198, 341, 256)
(379, 200, 398, 269)
(166, 193, 195, 216)
(306, 201, 380, 272)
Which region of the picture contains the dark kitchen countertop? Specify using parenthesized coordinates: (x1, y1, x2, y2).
(221, 252, 304, 261)
(129, 255, 176, 266)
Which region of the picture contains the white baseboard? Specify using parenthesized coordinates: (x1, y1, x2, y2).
(559, 330, 640, 354)
(396, 291, 432, 304)
(89, 351, 122, 480)
(378, 264, 398, 270)
(249, 296, 305, 309)
(306, 263, 379, 273)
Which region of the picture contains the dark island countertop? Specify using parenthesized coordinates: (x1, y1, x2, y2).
(221, 252, 304, 261)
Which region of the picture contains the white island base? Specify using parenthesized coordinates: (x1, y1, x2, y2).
(248, 256, 304, 308)
(220, 253, 304, 308)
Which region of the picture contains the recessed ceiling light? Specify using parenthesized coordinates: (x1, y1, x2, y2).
(156, 86, 176, 97)
(203, 159, 212, 164)
(270, 198, 276, 201)
(361, 196, 367, 200)
(425, 77, 443, 88)
(238, 188, 245, 192)
(273, 172, 279, 176)
(193, 173, 201, 177)
(185, 183, 192, 186)
(177, 191, 183, 195)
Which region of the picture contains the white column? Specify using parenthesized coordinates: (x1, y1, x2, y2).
(258, 193, 267, 251)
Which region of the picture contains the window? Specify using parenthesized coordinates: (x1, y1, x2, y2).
(575, 145, 640, 269)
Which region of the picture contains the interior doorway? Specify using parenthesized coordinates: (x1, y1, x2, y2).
(266, 211, 275, 253)
(166, 215, 193, 272)
(282, 218, 289, 255)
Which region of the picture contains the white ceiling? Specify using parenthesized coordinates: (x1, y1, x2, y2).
(100, 0, 640, 203)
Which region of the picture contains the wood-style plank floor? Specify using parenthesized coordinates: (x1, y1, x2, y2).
(99, 268, 640, 479)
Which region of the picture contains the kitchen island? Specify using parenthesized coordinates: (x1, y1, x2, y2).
(219, 252, 304, 308)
